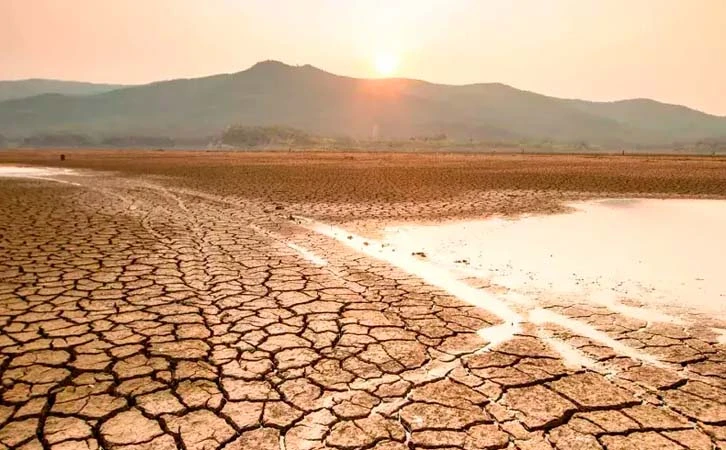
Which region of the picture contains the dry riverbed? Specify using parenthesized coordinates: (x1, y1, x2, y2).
(0, 150, 725, 449)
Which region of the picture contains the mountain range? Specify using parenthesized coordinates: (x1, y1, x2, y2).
(0, 79, 126, 103)
(1, 61, 725, 147)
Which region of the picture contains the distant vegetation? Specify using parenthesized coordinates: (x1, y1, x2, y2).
(100, 136, 175, 148)
(1, 61, 726, 149)
(690, 139, 726, 153)
(410, 133, 449, 142)
(220, 126, 314, 147)
(15, 133, 179, 149)
(4, 129, 726, 154)
(23, 133, 93, 147)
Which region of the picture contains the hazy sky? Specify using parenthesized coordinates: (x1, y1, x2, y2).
(2, 0, 725, 114)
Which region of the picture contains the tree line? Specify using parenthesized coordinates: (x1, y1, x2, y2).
(1, 128, 725, 153)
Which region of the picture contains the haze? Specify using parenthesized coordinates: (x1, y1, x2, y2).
(3, 3, 726, 447)
(2, 0, 725, 115)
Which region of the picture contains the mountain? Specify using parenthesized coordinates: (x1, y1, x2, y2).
(0, 79, 127, 102)
(1, 61, 725, 146)
(564, 98, 726, 144)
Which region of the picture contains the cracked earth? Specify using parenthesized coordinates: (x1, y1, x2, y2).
(0, 153, 725, 450)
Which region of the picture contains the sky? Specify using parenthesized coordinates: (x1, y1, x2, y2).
(2, 0, 725, 115)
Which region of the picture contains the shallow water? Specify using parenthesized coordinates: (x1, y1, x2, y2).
(308, 198, 726, 365)
(0, 165, 76, 177)
(0, 165, 80, 185)
(382, 199, 726, 317)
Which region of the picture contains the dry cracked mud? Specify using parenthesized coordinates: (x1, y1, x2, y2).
(0, 151, 725, 450)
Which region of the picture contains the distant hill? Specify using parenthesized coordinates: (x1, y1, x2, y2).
(1, 61, 725, 147)
(0, 79, 127, 102)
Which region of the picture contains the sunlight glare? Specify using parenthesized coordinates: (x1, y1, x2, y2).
(374, 53, 399, 77)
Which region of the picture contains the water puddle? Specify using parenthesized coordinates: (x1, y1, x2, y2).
(306, 198, 726, 366)
(381, 199, 726, 317)
(0, 165, 80, 185)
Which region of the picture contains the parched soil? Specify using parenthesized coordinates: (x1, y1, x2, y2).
(0, 150, 724, 449)
(1, 149, 725, 223)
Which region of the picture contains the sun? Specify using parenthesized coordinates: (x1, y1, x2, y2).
(374, 52, 399, 77)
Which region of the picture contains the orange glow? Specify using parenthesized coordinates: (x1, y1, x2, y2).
(374, 53, 399, 77)
(2, 0, 726, 115)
